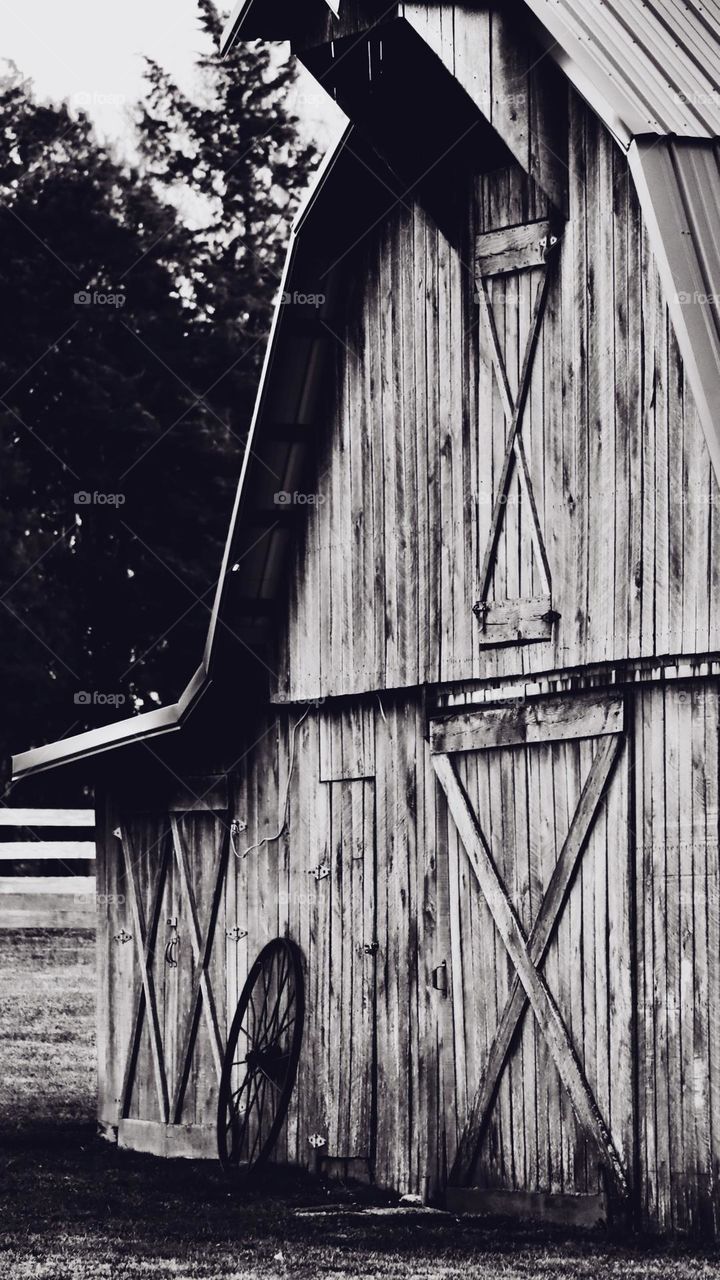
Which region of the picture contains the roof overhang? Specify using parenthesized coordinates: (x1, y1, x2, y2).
(10, 131, 355, 785)
(628, 136, 720, 485)
(11, 663, 209, 783)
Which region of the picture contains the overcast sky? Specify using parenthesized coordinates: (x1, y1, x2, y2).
(0, 0, 343, 153)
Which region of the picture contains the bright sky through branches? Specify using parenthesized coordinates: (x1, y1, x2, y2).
(0, 0, 343, 154)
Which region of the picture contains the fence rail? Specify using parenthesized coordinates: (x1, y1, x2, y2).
(0, 807, 96, 929)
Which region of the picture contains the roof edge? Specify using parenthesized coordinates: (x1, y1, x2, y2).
(202, 124, 353, 668)
(9, 130, 354, 784)
(221, 0, 254, 53)
(628, 136, 720, 490)
(11, 663, 209, 783)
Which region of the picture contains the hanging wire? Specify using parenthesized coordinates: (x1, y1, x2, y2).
(235, 705, 312, 860)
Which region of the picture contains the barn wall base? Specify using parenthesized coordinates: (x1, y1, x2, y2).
(117, 1120, 216, 1160)
(445, 1187, 608, 1228)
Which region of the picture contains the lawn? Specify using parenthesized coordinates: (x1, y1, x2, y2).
(2, 930, 720, 1279)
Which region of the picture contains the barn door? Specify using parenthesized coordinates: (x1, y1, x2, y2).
(474, 216, 561, 646)
(308, 710, 377, 1172)
(431, 694, 634, 1222)
(114, 779, 230, 1157)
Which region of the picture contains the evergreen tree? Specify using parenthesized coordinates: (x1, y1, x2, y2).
(0, 11, 318, 780)
(135, 0, 319, 428)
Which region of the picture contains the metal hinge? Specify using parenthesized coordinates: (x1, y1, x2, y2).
(112, 929, 132, 945)
(363, 940, 380, 956)
(308, 863, 330, 881)
(226, 925, 248, 942)
(308, 1133, 327, 1149)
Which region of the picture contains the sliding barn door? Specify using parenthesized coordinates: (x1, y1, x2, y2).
(432, 694, 634, 1221)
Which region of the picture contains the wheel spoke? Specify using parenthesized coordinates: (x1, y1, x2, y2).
(257, 1064, 282, 1094)
(266, 1004, 295, 1048)
(257, 952, 277, 1047)
(218, 940, 303, 1174)
(261, 961, 292, 1049)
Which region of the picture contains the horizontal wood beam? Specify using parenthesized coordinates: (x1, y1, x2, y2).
(118, 1119, 216, 1159)
(0, 875, 95, 929)
(473, 595, 556, 646)
(430, 693, 624, 754)
(0, 808, 94, 827)
(476, 218, 560, 278)
(0, 841, 95, 860)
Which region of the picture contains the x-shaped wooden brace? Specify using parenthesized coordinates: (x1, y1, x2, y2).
(118, 815, 229, 1124)
(119, 824, 172, 1122)
(169, 814, 228, 1122)
(475, 250, 557, 612)
(433, 737, 629, 1200)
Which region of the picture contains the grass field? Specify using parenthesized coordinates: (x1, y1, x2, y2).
(2, 930, 720, 1279)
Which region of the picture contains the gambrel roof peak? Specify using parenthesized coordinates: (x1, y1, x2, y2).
(225, 0, 720, 143)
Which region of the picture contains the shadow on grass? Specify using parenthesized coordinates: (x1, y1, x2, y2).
(4, 932, 720, 1277)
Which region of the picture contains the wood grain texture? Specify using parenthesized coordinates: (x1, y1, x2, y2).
(433, 749, 629, 1199)
(271, 91, 720, 708)
(450, 732, 622, 1184)
(430, 694, 624, 754)
(476, 219, 557, 278)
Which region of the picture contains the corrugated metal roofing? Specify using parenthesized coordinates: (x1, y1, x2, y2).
(628, 137, 720, 481)
(524, 0, 720, 140)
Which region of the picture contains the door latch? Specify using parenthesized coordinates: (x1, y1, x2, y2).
(432, 961, 448, 995)
(164, 917, 180, 968)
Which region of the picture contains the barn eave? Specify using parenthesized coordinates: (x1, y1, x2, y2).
(9, 129, 356, 785)
(10, 662, 209, 782)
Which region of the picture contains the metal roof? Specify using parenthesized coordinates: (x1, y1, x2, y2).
(524, 0, 720, 141)
(628, 136, 720, 481)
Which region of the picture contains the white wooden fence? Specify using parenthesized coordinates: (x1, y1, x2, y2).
(0, 808, 96, 928)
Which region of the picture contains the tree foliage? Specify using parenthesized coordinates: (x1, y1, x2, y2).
(0, 6, 318, 785)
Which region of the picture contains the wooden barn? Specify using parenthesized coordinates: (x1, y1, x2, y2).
(13, 0, 720, 1237)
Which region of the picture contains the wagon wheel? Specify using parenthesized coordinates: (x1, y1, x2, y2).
(217, 937, 305, 1175)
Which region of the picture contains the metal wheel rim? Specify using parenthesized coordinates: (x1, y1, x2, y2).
(217, 937, 304, 1175)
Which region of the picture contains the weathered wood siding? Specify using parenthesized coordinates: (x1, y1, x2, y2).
(96, 697, 450, 1192)
(96, 676, 720, 1228)
(635, 680, 720, 1235)
(225, 697, 451, 1192)
(272, 90, 720, 704)
(446, 728, 633, 1199)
